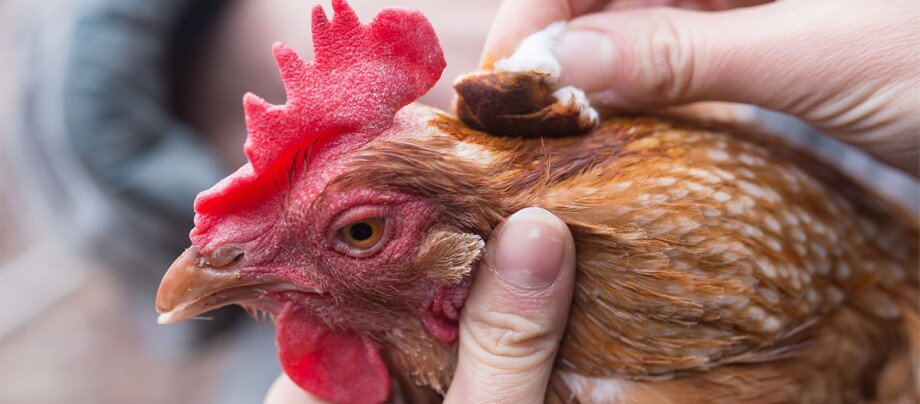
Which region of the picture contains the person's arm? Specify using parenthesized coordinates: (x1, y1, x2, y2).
(483, 0, 920, 176)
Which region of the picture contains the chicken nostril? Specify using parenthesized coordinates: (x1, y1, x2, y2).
(198, 245, 245, 268)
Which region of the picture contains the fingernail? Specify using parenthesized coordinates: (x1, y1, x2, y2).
(553, 29, 614, 92)
(492, 207, 566, 289)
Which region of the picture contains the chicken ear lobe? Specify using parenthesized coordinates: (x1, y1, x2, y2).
(276, 305, 390, 404)
(415, 225, 485, 343)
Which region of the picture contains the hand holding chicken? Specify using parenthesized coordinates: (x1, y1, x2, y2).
(157, 2, 919, 403)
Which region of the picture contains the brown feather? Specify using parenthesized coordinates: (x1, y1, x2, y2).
(333, 107, 918, 402)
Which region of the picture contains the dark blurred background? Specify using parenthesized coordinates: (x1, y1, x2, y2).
(0, 1, 916, 403)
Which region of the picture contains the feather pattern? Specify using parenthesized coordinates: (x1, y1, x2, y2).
(336, 107, 919, 402)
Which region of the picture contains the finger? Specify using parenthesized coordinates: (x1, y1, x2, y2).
(553, 1, 919, 171)
(555, 2, 799, 107)
(606, 0, 770, 11)
(480, 0, 606, 67)
(480, 0, 772, 68)
(444, 207, 577, 403)
(263, 373, 328, 404)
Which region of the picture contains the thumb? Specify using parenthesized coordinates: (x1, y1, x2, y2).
(556, 3, 818, 109)
(553, 2, 896, 119)
(553, 1, 920, 173)
(444, 207, 577, 403)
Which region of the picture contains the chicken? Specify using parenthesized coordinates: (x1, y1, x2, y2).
(155, 1, 920, 403)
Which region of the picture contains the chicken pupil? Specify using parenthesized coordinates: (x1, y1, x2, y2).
(349, 222, 374, 241)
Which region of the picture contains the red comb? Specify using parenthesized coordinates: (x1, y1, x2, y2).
(192, 0, 445, 219)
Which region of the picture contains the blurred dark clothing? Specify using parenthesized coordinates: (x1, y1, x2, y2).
(5, 1, 281, 402)
(65, 0, 231, 240)
(12, 0, 229, 281)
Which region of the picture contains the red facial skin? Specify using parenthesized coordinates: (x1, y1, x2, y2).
(244, 179, 443, 333)
(192, 106, 461, 330)
(159, 1, 450, 401)
(177, 111, 466, 404)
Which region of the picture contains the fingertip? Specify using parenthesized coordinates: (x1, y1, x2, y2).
(506, 206, 570, 236)
(446, 207, 575, 403)
(554, 27, 618, 95)
(480, 0, 580, 68)
(491, 207, 572, 290)
(464, 206, 577, 345)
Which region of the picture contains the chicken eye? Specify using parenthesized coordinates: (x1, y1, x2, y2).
(338, 217, 385, 250)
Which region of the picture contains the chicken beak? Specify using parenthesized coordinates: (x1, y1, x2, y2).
(156, 246, 265, 325)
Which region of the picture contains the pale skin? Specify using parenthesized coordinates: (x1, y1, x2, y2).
(482, 0, 919, 176)
(263, 0, 918, 402)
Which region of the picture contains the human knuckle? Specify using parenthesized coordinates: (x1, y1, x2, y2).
(465, 310, 556, 361)
(639, 11, 696, 101)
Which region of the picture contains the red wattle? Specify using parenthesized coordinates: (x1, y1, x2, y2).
(276, 305, 390, 404)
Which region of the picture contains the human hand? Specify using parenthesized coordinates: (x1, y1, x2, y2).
(482, 0, 920, 176)
(265, 207, 577, 403)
